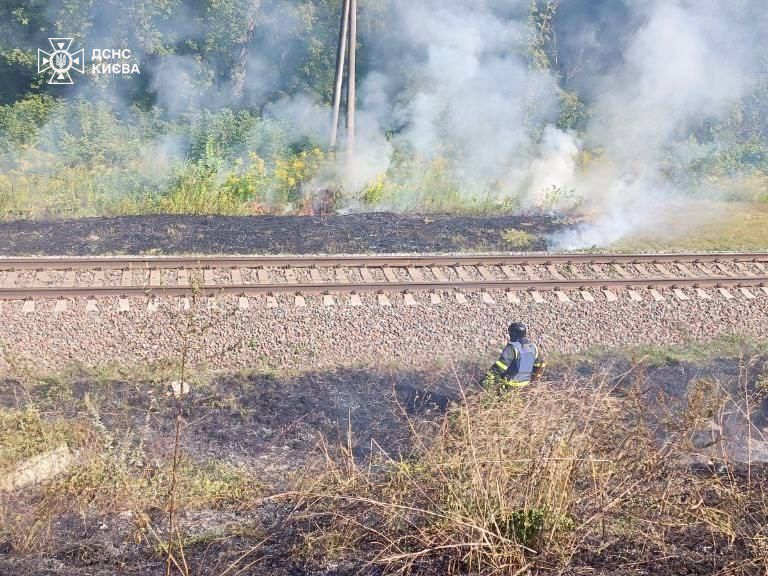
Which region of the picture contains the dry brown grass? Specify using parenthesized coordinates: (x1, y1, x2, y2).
(0, 293, 265, 571)
(291, 370, 768, 575)
(2, 347, 768, 575)
(0, 409, 263, 557)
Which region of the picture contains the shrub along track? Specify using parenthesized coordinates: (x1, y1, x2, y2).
(1, 252, 767, 301)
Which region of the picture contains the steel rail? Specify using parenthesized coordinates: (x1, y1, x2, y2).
(0, 252, 767, 270)
(1, 275, 765, 299)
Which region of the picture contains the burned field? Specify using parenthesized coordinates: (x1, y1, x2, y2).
(1, 0, 767, 573)
(0, 212, 570, 256)
(1, 249, 767, 574)
(2, 347, 768, 575)
(0, 364, 473, 575)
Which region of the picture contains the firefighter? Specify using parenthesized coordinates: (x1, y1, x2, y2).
(483, 322, 545, 391)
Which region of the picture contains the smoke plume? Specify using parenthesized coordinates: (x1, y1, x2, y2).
(551, 0, 764, 247)
(3, 0, 767, 246)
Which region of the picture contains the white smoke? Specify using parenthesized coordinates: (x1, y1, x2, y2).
(525, 126, 581, 205)
(354, 0, 579, 200)
(152, 55, 211, 118)
(552, 175, 671, 249)
(15, 0, 766, 236)
(552, 0, 762, 248)
(263, 95, 332, 143)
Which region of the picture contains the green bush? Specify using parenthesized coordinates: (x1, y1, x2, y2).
(501, 228, 536, 248)
(0, 94, 58, 154)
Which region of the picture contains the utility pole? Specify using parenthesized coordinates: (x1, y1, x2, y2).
(346, 0, 357, 166)
(329, 0, 350, 150)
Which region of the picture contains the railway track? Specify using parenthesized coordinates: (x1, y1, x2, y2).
(0, 253, 767, 304)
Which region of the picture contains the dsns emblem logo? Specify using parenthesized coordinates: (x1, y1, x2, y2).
(38, 38, 85, 85)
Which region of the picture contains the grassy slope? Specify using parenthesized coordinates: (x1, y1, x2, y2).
(610, 201, 768, 252)
(1, 336, 767, 573)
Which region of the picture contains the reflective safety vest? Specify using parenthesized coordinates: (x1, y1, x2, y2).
(507, 340, 538, 383)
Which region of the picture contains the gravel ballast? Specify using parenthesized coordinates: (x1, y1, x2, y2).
(1, 287, 767, 373)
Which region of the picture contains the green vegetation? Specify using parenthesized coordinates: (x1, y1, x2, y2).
(0, 100, 330, 216)
(0, 1, 766, 219)
(500, 227, 536, 249)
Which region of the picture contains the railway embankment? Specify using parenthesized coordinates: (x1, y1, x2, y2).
(2, 285, 767, 372)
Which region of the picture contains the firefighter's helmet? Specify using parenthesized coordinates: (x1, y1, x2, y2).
(508, 322, 527, 341)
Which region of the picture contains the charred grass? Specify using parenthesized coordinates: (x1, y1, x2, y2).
(0, 212, 561, 256)
(0, 375, 265, 565)
(0, 347, 768, 574)
(289, 371, 768, 575)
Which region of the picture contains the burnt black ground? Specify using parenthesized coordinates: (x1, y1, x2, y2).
(0, 364, 473, 480)
(2, 355, 767, 575)
(0, 212, 572, 256)
(0, 364, 474, 576)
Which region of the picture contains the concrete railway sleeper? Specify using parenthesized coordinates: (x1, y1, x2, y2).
(0, 252, 766, 301)
(0, 252, 768, 270)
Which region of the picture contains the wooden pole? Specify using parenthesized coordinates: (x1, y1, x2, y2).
(346, 0, 357, 166)
(329, 0, 350, 150)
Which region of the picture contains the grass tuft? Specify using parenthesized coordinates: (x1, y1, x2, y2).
(0, 407, 90, 475)
(500, 228, 537, 249)
(291, 373, 768, 574)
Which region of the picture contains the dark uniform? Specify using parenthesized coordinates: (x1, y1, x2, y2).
(484, 322, 545, 390)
